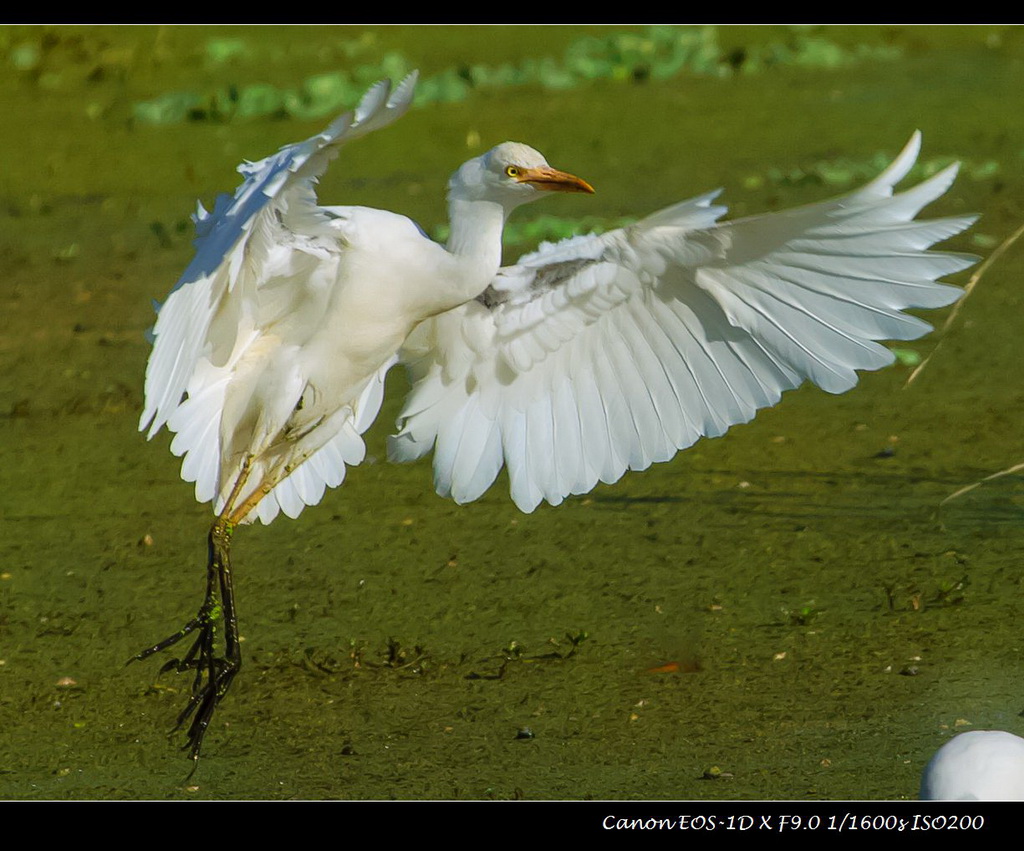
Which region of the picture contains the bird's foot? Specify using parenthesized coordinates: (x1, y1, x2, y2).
(130, 519, 241, 766)
(130, 599, 241, 764)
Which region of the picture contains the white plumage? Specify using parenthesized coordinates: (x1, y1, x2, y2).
(135, 72, 975, 761)
(142, 73, 973, 524)
(921, 731, 1024, 800)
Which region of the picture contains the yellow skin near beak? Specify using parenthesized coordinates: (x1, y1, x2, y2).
(516, 165, 595, 194)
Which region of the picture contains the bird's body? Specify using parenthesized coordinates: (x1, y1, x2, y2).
(135, 72, 975, 763)
(205, 201, 459, 523)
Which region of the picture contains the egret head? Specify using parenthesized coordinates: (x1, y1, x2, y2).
(448, 142, 594, 209)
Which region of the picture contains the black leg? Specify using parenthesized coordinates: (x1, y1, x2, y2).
(130, 519, 242, 768)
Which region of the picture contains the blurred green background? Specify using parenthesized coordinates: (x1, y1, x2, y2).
(1, 24, 1022, 801)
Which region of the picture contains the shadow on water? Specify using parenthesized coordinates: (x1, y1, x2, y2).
(594, 467, 1024, 523)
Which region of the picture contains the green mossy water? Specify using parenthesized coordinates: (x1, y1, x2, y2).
(0, 25, 1022, 800)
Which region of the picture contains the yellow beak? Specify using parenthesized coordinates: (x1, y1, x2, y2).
(517, 165, 595, 194)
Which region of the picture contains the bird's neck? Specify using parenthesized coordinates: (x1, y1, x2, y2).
(444, 197, 507, 297)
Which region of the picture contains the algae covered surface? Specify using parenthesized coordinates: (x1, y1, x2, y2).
(1, 25, 1022, 801)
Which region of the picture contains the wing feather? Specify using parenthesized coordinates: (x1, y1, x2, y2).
(141, 71, 417, 439)
(141, 73, 417, 522)
(391, 134, 977, 512)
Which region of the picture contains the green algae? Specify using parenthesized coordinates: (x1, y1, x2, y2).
(0, 25, 1022, 802)
(124, 26, 904, 126)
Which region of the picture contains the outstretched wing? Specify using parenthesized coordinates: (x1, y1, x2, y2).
(390, 133, 977, 513)
(139, 72, 417, 521)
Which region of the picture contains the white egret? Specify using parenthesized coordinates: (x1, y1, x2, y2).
(921, 731, 1024, 800)
(135, 71, 975, 763)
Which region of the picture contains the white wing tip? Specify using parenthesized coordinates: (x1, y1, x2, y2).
(863, 130, 922, 196)
(392, 70, 419, 105)
(320, 70, 419, 147)
(354, 77, 392, 124)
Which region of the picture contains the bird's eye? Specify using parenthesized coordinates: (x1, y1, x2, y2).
(505, 166, 520, 178)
